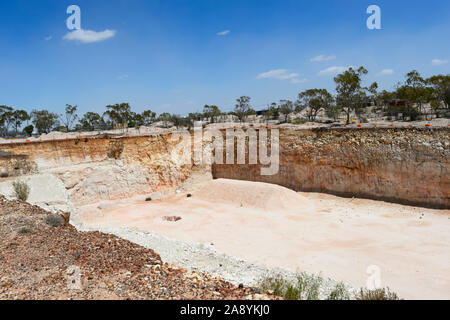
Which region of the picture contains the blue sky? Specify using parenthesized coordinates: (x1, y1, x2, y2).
(1, 0, 450, 116)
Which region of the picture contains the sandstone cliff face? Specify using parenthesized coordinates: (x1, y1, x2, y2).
(212, 128, 449, 209)
(0, 128, 448, 208)
(0, 151, 36, 177)
(0, 135, 200, 205)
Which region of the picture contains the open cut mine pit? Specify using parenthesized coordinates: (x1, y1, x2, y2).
(1, 127, 449, 300)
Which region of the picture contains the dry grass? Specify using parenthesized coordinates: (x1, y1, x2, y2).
(258, 272, 323, 300)
(12, 180, 30, 201)
(356, 287, 401, 300)
(258, 273, 401, 300)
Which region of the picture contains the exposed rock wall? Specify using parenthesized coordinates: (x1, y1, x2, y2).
(212, 128, 450, 209)
(1, 128, 448, 208)
(0, 135, 201, 205)
(0, 151, 36, 177)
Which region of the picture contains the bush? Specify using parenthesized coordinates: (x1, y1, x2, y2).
(259, 273, 401, 300)
(23, 125, 34, 137)
(357, 287, 401, 300)
(291, 118, 308, 125)
(259, 272, 323, 300)
(327, 282, 351, 300)
(12, 180, 30, 201)
(45, 214, 66, 228)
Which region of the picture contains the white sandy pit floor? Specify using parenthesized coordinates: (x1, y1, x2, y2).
(76, 179, 450, 300)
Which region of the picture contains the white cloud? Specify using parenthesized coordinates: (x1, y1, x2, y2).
(431, 59, 448, 66)
(217, 30, 230, 36)
(63, 29, 116, 44)
(257, 69, 299, 80)
(117, 74, 129, 80)
(378, 69, 394, 76)
(44, 36, 52, 41)
(318, 66, 352, 76)
(256, 69, 308, 83)
(256, 69, 307, 84)
(310, 54, 336, 62)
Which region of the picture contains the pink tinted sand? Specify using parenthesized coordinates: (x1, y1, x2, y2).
(78, 179, 450, 299)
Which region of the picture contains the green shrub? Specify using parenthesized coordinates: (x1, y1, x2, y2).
(291, 118, 308, 125)
(327, 282, 351, 300)
(12, 180, 30, 201)
(259, 273, 401, 300)
(23, 125, 34, 137)
(357, 287, 401, 300)
(259, 272, 323, 300)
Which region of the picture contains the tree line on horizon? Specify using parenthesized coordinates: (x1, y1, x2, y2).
(1, 68, 449, 137)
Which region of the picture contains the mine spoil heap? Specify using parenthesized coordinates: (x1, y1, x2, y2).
(0, 196, 273, 300)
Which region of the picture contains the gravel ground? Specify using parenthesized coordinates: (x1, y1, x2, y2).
(0, 196, 275, 300)
(72, 215, 356, 300)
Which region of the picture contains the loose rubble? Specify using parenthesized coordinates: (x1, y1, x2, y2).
(0, 196, 277, 300)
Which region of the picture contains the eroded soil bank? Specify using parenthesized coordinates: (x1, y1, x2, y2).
(213, 128, 449, 209)
(1, 128, 448, 209)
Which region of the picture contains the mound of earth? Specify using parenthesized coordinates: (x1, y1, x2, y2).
(0, 196, 274, 300)
(194, 178, 313, 212)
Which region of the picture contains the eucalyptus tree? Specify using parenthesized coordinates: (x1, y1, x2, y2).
(0, 105, 13, 136)
(403, 70, 430, 114)
(141, 110, 157, 125)
(394, 71, 436, 120)
(104, 103, 132, 128)
(334, 67, 371, 124)
(60, 104, 78, 132)
(427, 74, 450, 112)
(158, 112, 172, 128)
(265, 102, 280, 121)
(11, 109, 30, 136)
(297, 89, 334, 122)
(31, 109, 59, 134)
(278, 100, 294, 123)
(203, 105, 221, 123)
(234, 96, 253, 122)
(78, 112, 103, 131)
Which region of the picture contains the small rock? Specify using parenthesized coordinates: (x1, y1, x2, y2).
(162, 216, 182, 222)
(97, 202, 115, 210)
(148, 192, 163, 201)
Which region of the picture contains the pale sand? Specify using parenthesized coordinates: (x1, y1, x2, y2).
(78, 179, 450, 299)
